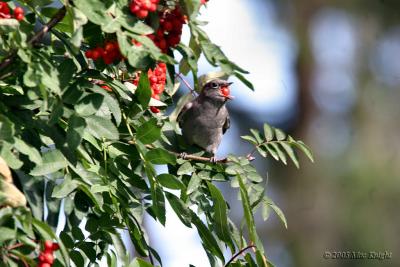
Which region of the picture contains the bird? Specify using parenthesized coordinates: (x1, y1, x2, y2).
(177, 79, 234, 162)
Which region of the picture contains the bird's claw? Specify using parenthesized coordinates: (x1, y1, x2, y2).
(246, 154, 256, 161)
(209, 156, 217, 164)
(179, 152, 187, 160)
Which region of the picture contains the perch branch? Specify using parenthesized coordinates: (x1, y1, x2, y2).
(224, 245, 257, 266)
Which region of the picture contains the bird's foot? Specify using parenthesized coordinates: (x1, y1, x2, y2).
(246, 154, 256, 161)
(209, 156, 217, 164)
(179, 152, 188, 160)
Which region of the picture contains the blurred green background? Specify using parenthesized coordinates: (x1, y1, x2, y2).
(231, 0, 400, 266)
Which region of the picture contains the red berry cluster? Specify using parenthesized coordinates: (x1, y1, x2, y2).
(129, 0, 159, 19)
(38, 241, 60, 267)
(0, 2, 24, 21)
(132, 63, 166, 113)
(85, 40, 123, 65)
(200, 0, 209, 5)
(147, 8, 186, 53)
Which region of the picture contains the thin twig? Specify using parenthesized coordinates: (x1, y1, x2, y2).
(0, 6, 67, 72)
(175, 73, 197, 96)
(6, 243, 25, 251)
(224, 245, 257, 266)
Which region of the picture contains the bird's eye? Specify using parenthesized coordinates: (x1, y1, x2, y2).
(210, 82, 218, 89)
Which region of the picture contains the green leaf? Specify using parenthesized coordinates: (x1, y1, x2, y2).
(30, 149, 68, 176)
(0, 115, 15, 142)
(295, 141, 315, 163)
(129, 258, 154, 267)
(263, 124, 274, 142)
(275, 129, 286, 141)
(190, 211, 225, 261)
(52, 174, 80, 198)
(58, 59, 77, 89)
(250, 129, 263, 144)
(0, 227, 16, 242)
(270, 143, 287, 165)
(265, 144, 279, 161)
(240, 135, 258, 145)
(265, 198, 287, 229)
(157, 174, 185, 190)
(165, 192, 192, 227)
(261, 202, 271, 221)
(234, 71, 254, 91)
(135, 72, 152, 108)
(151, 184, 166, 225)
(187, 173, 201, 195)
(85, 115, 119, 140)
(136, 118, 161, 144)
(207, 182, 234, 250)
(67, 115, 87, 150)
(74, 0, 111, 26)
(75, 94, 104, 117)
(70, 251, 85, 267)
(177, 162, 195, 175)
(145, 148, 176, 165)
(237, 174, 264, 254)
(13, 138, 42, 165)
(280, 142, 299, 168)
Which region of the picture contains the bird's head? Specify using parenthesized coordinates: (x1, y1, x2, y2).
(201, 79, 234, 102)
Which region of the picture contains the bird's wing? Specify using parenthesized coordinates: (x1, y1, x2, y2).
(177, 101, 194, 128)
(223, 114, 230, 134)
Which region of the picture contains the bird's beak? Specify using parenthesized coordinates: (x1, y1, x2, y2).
(224, 94, 234, 100)
(225, 82, 233, 86)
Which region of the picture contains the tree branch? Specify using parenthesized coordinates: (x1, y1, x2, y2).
(171, 151, 229, 163)
(224, 245, 257, 266)
(0, 6, 67, 72)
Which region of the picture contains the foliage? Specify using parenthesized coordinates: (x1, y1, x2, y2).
(0, 0, 312, 266)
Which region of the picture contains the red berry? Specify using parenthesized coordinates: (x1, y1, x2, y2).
(42, 252, 54, 264)
(150, 106, 160, 113)
(149, 3, 157, 12)
(44, 240, 53, 251)
(38, 263, 51, 267)
(14, 7, 23, 14)
(13, 7, 24, 21)
(39, 253, 46, 262)
(157, 39, 167, 50)
(130, 3, 140, 13)
(104, 42, 114, 52)
(101, 85, 112, 91)
(0, 2, 10, 15)
(151, 93, 160, 100)
(142, 0, 151, 10)
(162, 21, 173, 32)
(52, 243, 60, 251)
(150, 76, 158, 84)
(221, 87, 230, 97)
(153, 84, 164, 94)
(136, 9, 148, 19)
(85, 50, 93, 58)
